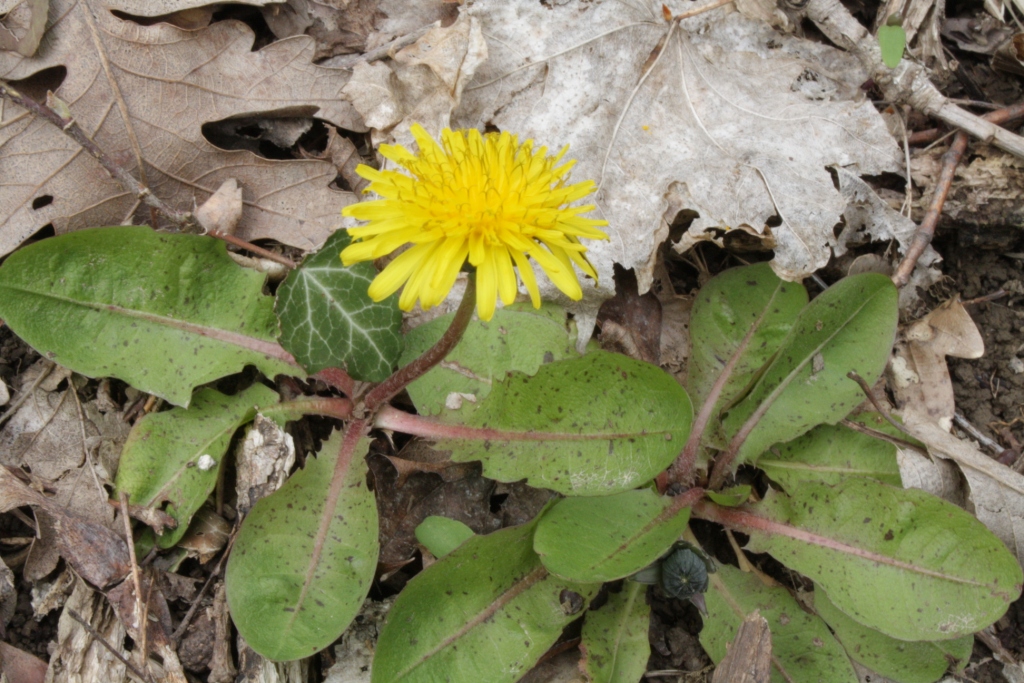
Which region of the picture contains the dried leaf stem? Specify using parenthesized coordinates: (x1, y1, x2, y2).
(891, 130, 965, 288)
(893, 101, 1024, 287)
(0, 80, 199, 231)
(0, 79, 299, 268)
(908, 101, 1024, 146)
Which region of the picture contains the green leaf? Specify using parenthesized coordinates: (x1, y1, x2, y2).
(226, 430, 378, 661)
(533, 489, 690, 582)
(722, 273, 898, 466)
(706, 485, 752, 507)
(687, 263, 807, 417)
(580, 581, 650, 683)
(878, 24, 906, 68)
(115, 384, 277, 548)
(702, 563, 858, 683)
(402, 304, 580, 415)
(813, 585, 971, 683)
(740, 479, 1023, 641)
(758, 414, 902, 490)
(436, 350, 693, 496)
(276, 230, 402, 381)
(415, 516, 475, 558)
(0, 227, 299, 407)
(372, 522, 599, 683)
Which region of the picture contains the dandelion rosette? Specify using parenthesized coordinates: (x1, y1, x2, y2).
(340, 124, 609, 321)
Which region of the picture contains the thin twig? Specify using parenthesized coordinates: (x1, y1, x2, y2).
(953, 411, 1003, 455)
(206, 229, 297, 269)
(802, 0, 1024, 158)
(908, 101, 1024, 146)
(844, 371, 915, 440)
(363, 277, 478, 412)
(119, 492, 149, 679)
(66, 609, 152, 683)
(0, 80, 200, 232)
(892, 130, 966, 288)
(171, 525, 240, 645)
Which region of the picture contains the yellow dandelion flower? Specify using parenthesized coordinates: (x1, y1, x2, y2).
(340, 124, 609, 321)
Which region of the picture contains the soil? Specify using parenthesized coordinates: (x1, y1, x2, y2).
(932, 235, 1024, 683)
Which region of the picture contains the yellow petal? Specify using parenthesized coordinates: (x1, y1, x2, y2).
(476, 250, 498, 321)
(495, 247, 518, 305)
(367, 244, 432, 302)
(510, 249, 541, 308)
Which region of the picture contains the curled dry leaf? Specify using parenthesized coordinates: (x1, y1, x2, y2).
(891, 298, 985, 431)
(196, 178, 244, 235)
(0, 0, 366, 258)
(0, 0, 48, 57)
(454, 2, 900, 326)
(342, 11, 488, 145)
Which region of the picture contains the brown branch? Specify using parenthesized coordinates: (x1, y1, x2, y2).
(119, 492, 150, 680)
(891, 130, 966, 288)
(0, 81, 200, 232)
(908, 101, 1024, 146)
(207, 229, 297, 269)
(801, 0, 1024, 158)
(363, 277, 478, 411)
(66, 609, 153, 683)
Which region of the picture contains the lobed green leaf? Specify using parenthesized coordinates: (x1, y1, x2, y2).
(580, 581, 651, 683)
(687, 263, 807, 418)
(757, 413, 902, 490)
(813, 585, 971, 683)
(721, 273, 898, 466)
(742, 479, 1023, 641)
(702, 563, 857, 683)
(0, 227, 299, 407)
(276, 230, 402, 381)
(533, 489, 689, 582)
(115, 384, 277, 547)
(435, 350, 693, 496)
(372, 521, 599, 683)
(415, 516, 475, 558)
(226, 430, 378, 661)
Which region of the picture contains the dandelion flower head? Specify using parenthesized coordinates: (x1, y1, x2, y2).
(340, 124, 609, 321)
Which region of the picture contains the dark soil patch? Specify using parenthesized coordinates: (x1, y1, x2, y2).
(934, 236, 1024, 683)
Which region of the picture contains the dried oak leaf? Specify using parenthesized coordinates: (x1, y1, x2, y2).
(0, 0, 366, 258)
(455, 2, 901, 322)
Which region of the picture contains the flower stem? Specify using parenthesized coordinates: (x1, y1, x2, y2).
(363, 277, 477, 411)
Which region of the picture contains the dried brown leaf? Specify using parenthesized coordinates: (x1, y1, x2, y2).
(0, 0, 48, 57)
(0, 0, 366, 258)
(0, 640, 48, 683)
(891, 298, 984, 431)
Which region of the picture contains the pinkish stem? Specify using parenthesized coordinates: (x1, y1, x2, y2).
(261, 397, 353, 423)
(373, 405, 670, 443)
(363, 277, 477, 411)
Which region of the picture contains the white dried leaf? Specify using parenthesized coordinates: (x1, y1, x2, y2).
(454, 1, 900, 326)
